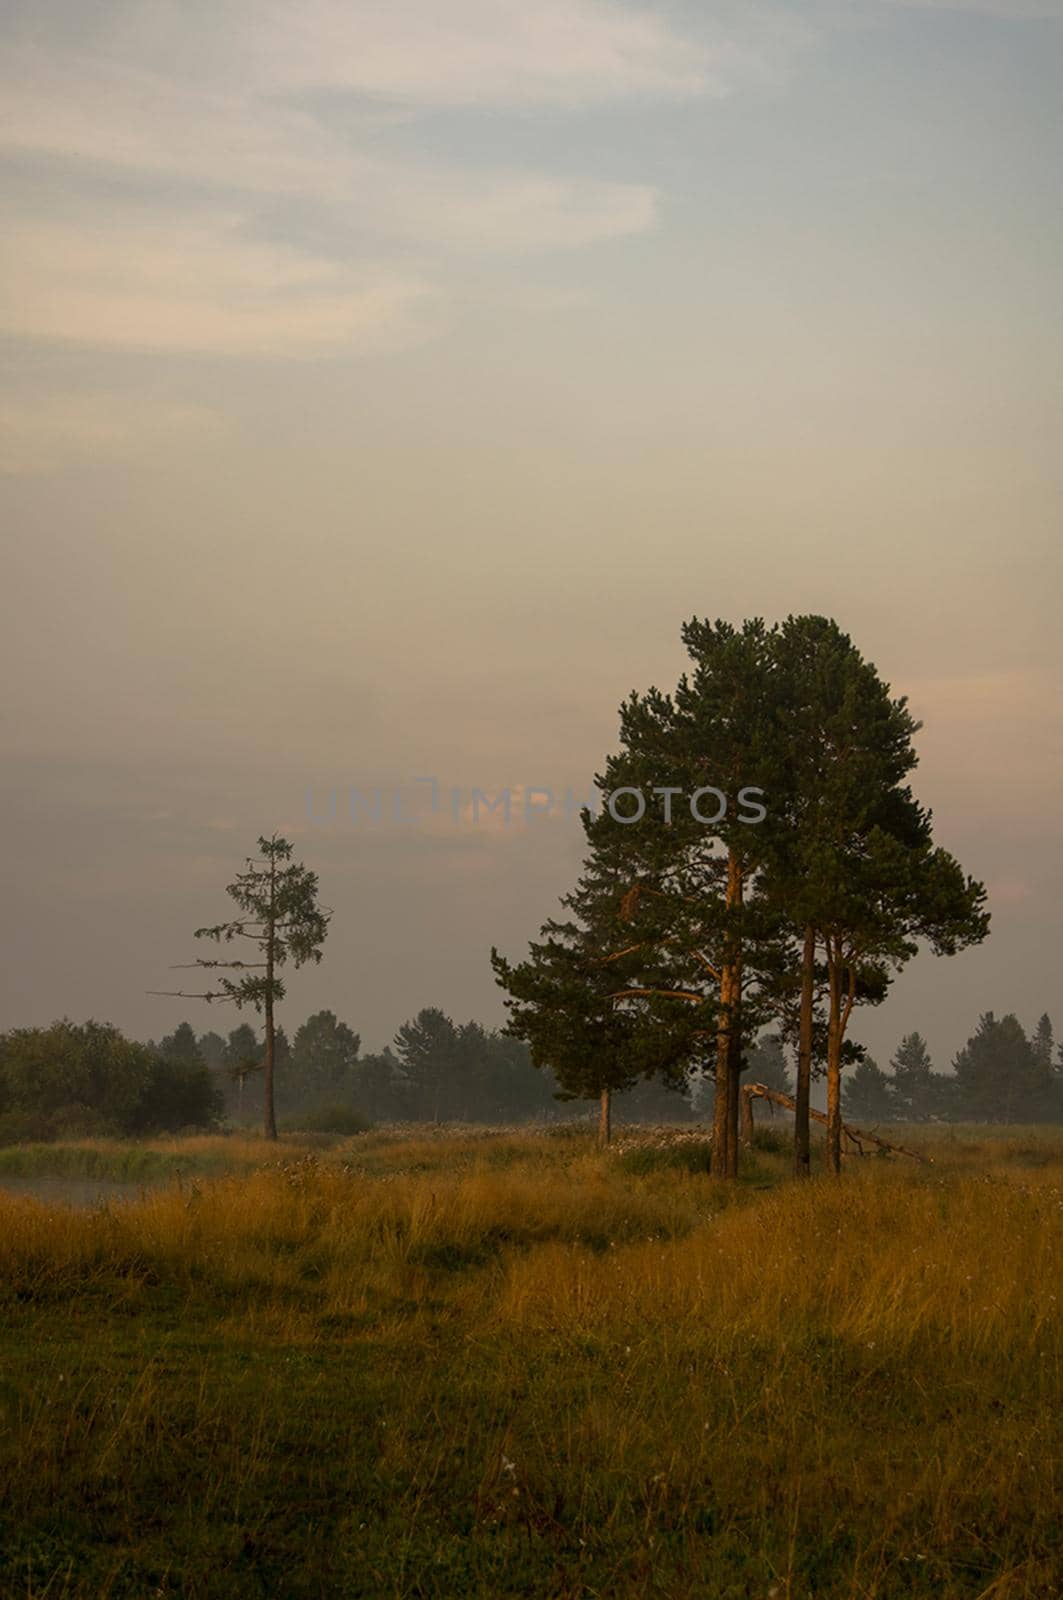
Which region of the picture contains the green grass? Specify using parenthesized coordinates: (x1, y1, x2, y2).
(0, 1127, 1060, 1597)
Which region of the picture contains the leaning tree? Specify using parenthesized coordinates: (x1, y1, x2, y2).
(152, 834, 330, 1139)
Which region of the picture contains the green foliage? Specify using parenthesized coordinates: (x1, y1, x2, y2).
(156, 1020, 203, 1065)
(132, 1054, 224, 1134)
(0, 1021, 221, 1143)
(280, 1104, 371, 1135)
(197, 1030, 227, 1069)
(842, 1056, 895, 1124)
(193, 834, 331, 1011)
(745, 1032, 793, 1096)
(954, 1012, 1059, 1123)
(280, 1010, 360, 1112)
(392, 1010, 555, 1123)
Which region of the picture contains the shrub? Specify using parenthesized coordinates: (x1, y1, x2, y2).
(281, 1104, 372, 1136)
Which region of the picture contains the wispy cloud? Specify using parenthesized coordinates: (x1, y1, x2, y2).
(1, 212, 436, 356)
(71, 0, 716, 109)
(2, 0, 716, 361)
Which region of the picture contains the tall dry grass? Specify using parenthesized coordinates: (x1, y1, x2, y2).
(0, 1127, 1059, 1597)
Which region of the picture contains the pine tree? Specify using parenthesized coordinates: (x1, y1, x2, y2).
(392, 1008, 461, 1123)
(197, 1030, 227, 1069)
(157, 1021, 204, 1064)
(153, 836, 330, 1139)
(767, 617, 989, 1173)
(289, 1011, 360, 1108)
(492, 856, 698, 1145)
(953, 1012, 1051, 1123)
(1031, 1014, 1054, 1072)
(890, 1032, 934, 1120)
(842, 1055, 895, 1124)
(745, 1032, 793, 1097)
(578, 617, 791, 1174)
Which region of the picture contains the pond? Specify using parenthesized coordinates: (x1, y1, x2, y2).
(0, 1176, 167, 1208)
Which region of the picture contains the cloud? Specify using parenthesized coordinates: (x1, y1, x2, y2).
(0, 2, 691, 356)
(91, 0, 715, 109)
(0, 212, 436, 357)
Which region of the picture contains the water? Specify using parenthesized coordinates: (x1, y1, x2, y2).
(0, 1176, 165, 1208)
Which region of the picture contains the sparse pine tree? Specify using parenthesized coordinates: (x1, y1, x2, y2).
(153, 835, 330, 1139)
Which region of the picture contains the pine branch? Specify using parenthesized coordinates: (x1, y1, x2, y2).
(146, 989, 238, 1003)
(610, 987, 707, 1005)
(170, 961, 267, 970)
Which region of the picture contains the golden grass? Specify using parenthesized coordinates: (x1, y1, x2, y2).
(0, 1126, 1060, 1597)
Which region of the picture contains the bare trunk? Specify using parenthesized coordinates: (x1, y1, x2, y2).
(712, 960, 732, 1175)
(740, 1079, 755, 1148)
(793, 925, 814, 1178)
(712, 852, 744, 1178)
(598, 1086, 612, 1148)
(726, 946, 743, 1178)
(825, 939, 842, 1175)
(263, 855, 278, 1141)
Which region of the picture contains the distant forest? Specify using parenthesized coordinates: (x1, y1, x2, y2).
(0, 1006, 1060, 1145)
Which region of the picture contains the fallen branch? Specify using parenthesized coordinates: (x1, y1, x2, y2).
(741, 1082, 930, 1164)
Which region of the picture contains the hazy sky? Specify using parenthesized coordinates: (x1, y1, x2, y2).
(2, 0, 1061, 1073)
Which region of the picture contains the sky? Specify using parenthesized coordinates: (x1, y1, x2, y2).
(2, 0, 1061, 1074)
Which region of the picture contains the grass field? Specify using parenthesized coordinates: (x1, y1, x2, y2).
(0, 1125, 1060, 1598)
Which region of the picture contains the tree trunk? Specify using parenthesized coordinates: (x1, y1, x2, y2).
(740, 1078, 755, 1148)
(793, 925, 815, 1178)
(825, 939, 842, 1175)
(598, 1086, 612, 1147)
(712, 960, 732, 1175)
(726, 949, 743, 1177)
(713, 851, 744, 1178)
(263, 855, 278, 1141)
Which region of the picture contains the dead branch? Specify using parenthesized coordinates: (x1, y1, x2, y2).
(741, 1082, 930, 1164)
(146, 989, 238, 1004)
(170, 960, 267, 969)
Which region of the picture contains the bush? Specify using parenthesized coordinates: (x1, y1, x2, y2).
(131, 1057, 224, 1135)
(0, 1021, 223, 1142)
(281, 1104, 372, 1136)
(0, 1110, 55, 1147)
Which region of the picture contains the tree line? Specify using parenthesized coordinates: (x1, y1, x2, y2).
(842, 1013, 1063, 1125)
(0, 1007, 692, 1145)
(3, 1001, 1057, 1147)
(17, 611, 1035, 1159)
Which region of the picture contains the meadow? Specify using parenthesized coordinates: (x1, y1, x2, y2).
(0, 1125, 1060, 1599)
